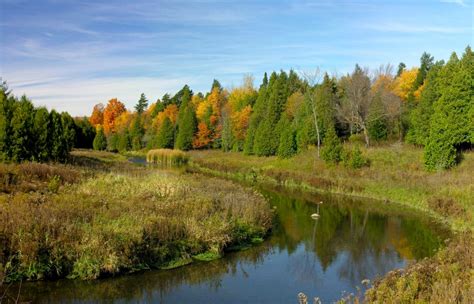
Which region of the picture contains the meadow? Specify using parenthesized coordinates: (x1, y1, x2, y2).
(0, 151, 272, 283)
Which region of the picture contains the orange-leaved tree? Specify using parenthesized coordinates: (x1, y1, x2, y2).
(103, 98, 126, 135)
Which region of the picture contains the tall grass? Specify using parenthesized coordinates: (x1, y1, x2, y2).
(0, 154, 272, 282)
(146, 149, 189, 167)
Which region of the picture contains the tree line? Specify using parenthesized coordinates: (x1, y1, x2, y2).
(1, 46, 471, 170)
(0, 82, 95, 162)
(88, 46, 472, 170)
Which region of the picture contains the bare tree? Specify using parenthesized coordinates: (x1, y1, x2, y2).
(337, 65, 373, 147)
(300, 68, 322, 157)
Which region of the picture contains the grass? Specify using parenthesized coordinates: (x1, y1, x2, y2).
(146, 149, 189, 167)
(188, 143, 474, 303)
(0, 150, 272, 282)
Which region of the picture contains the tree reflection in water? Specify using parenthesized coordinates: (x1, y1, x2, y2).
(13, 187, 449, 303)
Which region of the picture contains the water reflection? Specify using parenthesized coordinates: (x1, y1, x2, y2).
(11, 187, 448, 303)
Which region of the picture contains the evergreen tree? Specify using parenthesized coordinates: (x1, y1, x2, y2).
(277, 116, 296, 158)
(93, 126, 107, 151)
(175, 105, 196, 151)
(406, 61, 443, 145)
(396, 62, 406, 77)
(0, 86, 14, 160)
(424, 49, 472, 170)
(130, 115, 144, 150)
(74, 117, 96, 149)
(321, 125, 343, 164)
(221, 116, 234, 152)
(33, 107, 51, 161)
(156, 116, 174, 148)
(244, 73, 268, 155)
(367, 93, 388, 141)
(49, 110, 68, 162)
(10, 96, 34, 161)
(135, 93, 148, 115)
(61, 112, 76, 152)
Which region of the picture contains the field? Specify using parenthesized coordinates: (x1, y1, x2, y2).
(0, 150, 272, 284)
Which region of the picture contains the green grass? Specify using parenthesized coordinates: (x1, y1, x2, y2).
(188, 144, 474, 303)
(189, 144, 473, 230)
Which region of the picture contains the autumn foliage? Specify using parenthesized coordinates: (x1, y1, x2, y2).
(103, 98, 126, 135)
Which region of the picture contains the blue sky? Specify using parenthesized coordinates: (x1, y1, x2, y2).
(0, 0, 472, 116)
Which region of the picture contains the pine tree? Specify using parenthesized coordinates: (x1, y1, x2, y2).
(321, 125, 343, 164)
(367, 93, 388, 141)
(156, 116, 174, 148)
(93, 126, 107, 151)
(277, 116, 296, 158)
(0, 87, 14, 160)
(135, 93, 149, 115)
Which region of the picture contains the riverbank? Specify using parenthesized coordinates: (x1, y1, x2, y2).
(0, 150, 272, 284)
(188, 144, 473, 303)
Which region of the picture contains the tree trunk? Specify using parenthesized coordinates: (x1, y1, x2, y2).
(362, 126, 370, 147)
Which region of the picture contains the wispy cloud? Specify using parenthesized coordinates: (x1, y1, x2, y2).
(440, 0, 467, 7)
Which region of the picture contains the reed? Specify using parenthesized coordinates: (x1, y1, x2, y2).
(146, 149, 189, 167)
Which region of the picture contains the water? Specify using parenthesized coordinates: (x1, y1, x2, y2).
(13, 184, 448, 303)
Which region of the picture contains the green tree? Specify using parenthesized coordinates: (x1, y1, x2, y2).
(367, 93, 388, 141)
(49, 110, 68, 162)
(10, 96, 34, 161)
(93, 126, 107, 151)
(277, 116, 296, 158)
(135, 93, 148, 115)
(74, 117, 96, 149)
(175, 105, 196, 151)
(130, 115, 144, 150)
(33, 107, 51, 161)
(118, 130, 131, 152)
(424, 49, 472, 170)
(0, 85, 14, 160)
(406, 61, 443, 145)
(156, 116, 174, 148)
(396, 62, 406, 77)
(244, 73, 268, 155)
(61, 112, 76, 152)
(221, 116, 234, 152)
(321, 125, 343, 164)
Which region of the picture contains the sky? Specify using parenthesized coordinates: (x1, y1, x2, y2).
(0, 0, 472, 116)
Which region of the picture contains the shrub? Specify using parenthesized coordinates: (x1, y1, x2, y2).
(342, 146, 369, 169)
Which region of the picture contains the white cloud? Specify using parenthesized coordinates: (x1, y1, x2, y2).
(440, 0, 467, 6)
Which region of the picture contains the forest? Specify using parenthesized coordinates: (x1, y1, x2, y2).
(1, 46, 472, 171)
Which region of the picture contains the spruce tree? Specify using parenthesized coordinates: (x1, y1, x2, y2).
(93, 126, 107, 151)
(135, 93, 149, 115)
(61, 112, 76, 152)
(130, 116, 144, 150)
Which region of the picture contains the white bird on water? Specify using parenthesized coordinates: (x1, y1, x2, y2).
(311, 201, 323, 219)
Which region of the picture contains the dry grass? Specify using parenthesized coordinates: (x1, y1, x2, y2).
(146, 149, 189, 167)
(0, 154, 272, 282)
